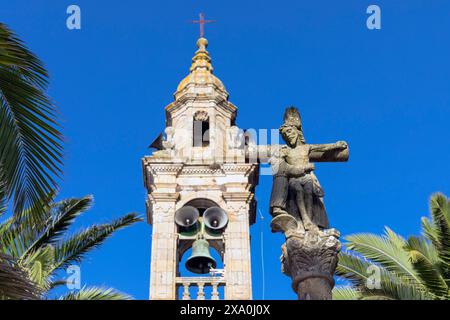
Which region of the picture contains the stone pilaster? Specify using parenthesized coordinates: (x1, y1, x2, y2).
(281, 229, 340, 300)
(148, 193, 179, 300)
(223, 195, 254, 300)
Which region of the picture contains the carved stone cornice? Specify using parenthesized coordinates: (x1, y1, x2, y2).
(165, 93, 234, 115)
(222, 163, 258, 176)
(144, 163, 258, 177)
(179, 166, 222, 175)
(281, 229, 340, 300)
(144, 162, 184, 175)
(149, 192, 180, 203)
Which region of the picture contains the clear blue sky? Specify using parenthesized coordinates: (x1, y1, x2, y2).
(3, 0, 450, 299)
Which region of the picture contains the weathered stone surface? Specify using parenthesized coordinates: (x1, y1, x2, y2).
(267, 106, 348, 300)
(281, 229, 340, 300)
(143, 37, 258, 300)
(268, 107, 348, 232)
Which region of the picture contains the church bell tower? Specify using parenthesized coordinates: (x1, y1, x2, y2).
(142, 36, 259, 300)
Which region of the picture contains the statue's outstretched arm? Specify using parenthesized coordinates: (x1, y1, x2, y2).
(309, 141, 349, 162)
(309, 141, 347, 153)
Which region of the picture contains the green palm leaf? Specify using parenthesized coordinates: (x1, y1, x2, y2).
(404, 236, 448, 297)
(375, 277, 432, 300)
(20, 245, 54, 290)
(336, 251, 374, 287)
(58, 287, 131, 300)
(407, 249, 448, 297)
(0, 253, 41, 300)
(22, 196, 93, 256)
(345, 231, 422, 285)
(405, 236, 440, 265)
(0, 177, 6, 217)
(51, 213, 142, 273)
(0, 23, 62, 216)
(336, 194, 450, 300)
(332, 286, 361, 300)
(422, 217, 439, 245)
(338, 250, 434, 299)
(1, 193, 141, 299)
(429, 193, 450, 281)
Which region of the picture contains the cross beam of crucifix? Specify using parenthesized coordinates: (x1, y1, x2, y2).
(191, 12, 215, 38)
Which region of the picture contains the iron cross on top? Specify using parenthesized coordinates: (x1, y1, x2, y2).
(191, 13, 215, 38)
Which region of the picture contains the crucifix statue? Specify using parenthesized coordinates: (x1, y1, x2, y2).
(268, 107, 348, 234)
(249, 106, 349, 300)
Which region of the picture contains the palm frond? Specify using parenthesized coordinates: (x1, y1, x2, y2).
(1, 193, 140, 300)
(0, 195, 91, 260)
(336, 250, 415, 299)
(0, 253, 41, 300)
(22, 196, 93, 256)
(403, 235, 448, 297)
(19, 245, 54, 290)
(338, 193, 450, 300)
(0, 193, 55, 257)
(0, 175, 7, 217)
(0, 23, 62, 216)
(405, 236, 440, 265)
(48, 279, 68, 290)
(336, 251, 374, 287)
(384, 227, 407, 249)
(375, 277, 433, 300)
(344, 232, 422, 285)
(51, 213, 142, 273)
(58, 287, 131, 300)
(407, 249, 448, 298)
(332, 286, 361, 300)
(429, 193, 450, 281)
(422, 217, 439, 245)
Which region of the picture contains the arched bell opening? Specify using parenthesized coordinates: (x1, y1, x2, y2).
(175, 197, 227, 278)
(183, 198, 218, 215)
(177, 242, 224, 277)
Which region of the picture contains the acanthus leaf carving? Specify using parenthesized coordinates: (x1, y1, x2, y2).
(281, 229, 340, 299)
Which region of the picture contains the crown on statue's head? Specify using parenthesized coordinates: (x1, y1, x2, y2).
(282, 106, 302, 130)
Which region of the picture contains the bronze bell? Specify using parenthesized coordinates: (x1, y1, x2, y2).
(203, 206, 228, 232)
(185, 238, 217, 274)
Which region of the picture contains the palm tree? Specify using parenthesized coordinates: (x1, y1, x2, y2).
(334, 193, 450, 300)
(0, 22, 141, 300)
(0, 21, 62, 300)
(0, 194, 142, 300)
(0, 22, 62, 217)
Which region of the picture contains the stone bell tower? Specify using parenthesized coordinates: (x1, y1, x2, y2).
(142, 37, 259, 300)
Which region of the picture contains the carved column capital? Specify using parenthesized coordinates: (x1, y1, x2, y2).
(281, 229, 340, 300)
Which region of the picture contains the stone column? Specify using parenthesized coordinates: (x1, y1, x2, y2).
(281, 229, 340, 300)
(148, 193, 179, 300)
(223, 199, 253, 300)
